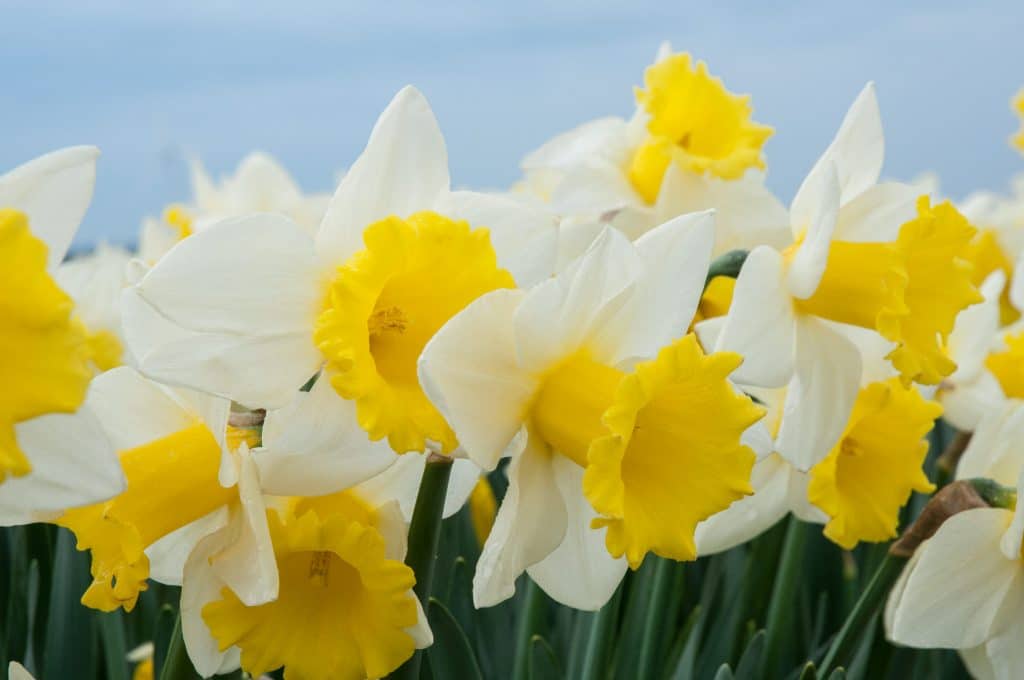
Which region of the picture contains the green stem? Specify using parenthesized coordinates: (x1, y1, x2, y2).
(580, 587, 623, 680)
(158, 616, 200, 680)
(389, 453, 454, 680)
(512, 577, 547, 680)
(819, 552, 908, 675)
(636, 558, 676, 680)
(762, 517, 808, 677)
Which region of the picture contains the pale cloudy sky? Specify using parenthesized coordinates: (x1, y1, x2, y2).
(2, 1, 1023, 248)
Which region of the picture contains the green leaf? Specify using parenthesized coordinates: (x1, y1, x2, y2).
(425, 597, 483, 680)
(5, 529, 29, 665)
(712, 664, 734, 680)
(97, 610, 129, 680)
(762, 518, 810, 677)
(580, 585, 623, 680)
(733, 630, 765, 679)
(152, 604, 177, 677)
(827, 670, 847, 680)
(798, 661, 819, 680)
(528, 635, 562, 680)
(45, 528, 98, 680)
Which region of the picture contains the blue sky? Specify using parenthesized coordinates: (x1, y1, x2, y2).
(3, 1, 1023, 249)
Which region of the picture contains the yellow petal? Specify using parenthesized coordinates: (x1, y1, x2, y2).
(808, 378, 939, 549)
(0, 209, 91, 482)
(986, 330, 1024, 399)
(202, 506, 418, 680)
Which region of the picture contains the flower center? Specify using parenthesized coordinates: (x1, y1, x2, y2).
(57, 422, 233, 612)
(530, 335, 762, 567)
(628, 52, 773, 203)
(202, 499, 418, 680)
(0, 208, 91, 483)
(316, 211, 514, 454)
(808, 378, 939, 550)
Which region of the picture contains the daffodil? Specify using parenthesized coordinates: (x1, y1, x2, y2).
(419, 213, 765, 608)
(56, 243, 132, 371)
(0, 146, 106, 484)
(886, 403, 1024, 679)
(138, 152, 330, 263)
(188, 488, 432, 679)
(713, 83, 980, 473)
(125, 87, 557, 456)
(519, 43, 788, 255)
(55, 367, 277, 614)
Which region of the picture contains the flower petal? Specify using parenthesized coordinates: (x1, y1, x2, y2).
(514, 227, 640, 373)
(473, 433, 567, 608)
(419, 289, 536, 471)
(0, 146, 99, 268)
(956, 401, 1024, 487)
(133, 214, 318, 337)
(527, 456, 627, 610)
(146, 507, 229, 585)
(888, 508, 1024, 649)
(592, 210, 715, 366)
(355, 451, 483, 522)
(438, 191, 558, 287)
(521, 117, 630, 170)
(787, 162, 841, 299)
(833, 182, 920, 243)
(793, 82, 883, 212)
(258, 377, 397, 496)
(775, 316, 862, 471)
(181, 526, 243, 677)
(316, 86, 450, 266)
(715, 246, 795, 387)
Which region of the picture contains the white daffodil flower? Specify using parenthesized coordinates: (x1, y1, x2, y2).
(54, 366, 277, 616)
(124, 86, 558, 458)
(184, 463, 435, 679)
(714, 82, 980, 473)
(419, 212, 768, 610)
(138, 152, 330, 263)
(519, 43, 788, 255)
(56, 242, 132, 372)
(0, 146, 129, 513)
(886, 403, 1024, 679)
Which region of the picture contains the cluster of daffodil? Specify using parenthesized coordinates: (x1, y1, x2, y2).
(4, 42, 1024, 680)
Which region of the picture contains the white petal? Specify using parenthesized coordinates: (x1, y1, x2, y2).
(207, 450, 278, 607)
(1001, 465, 1024, 560)
(0, 146, 99, 268)
(549, 161, 642, 216)
(355, 452, 482, 522)
(656, 165, 790, 255)
(942, 371, 1006, 433)
(257, 376, 397, 496)
(960, 646, 996, 680)
(181, 526, 241, 677)
(793, 83, 883, 211)
(474, 434, 567, 608)
(528, 456, 627, 610)
(949, 271, 1005, 384)
(832, 182, 920, 243)
(0, 406, 125, 524)
(316, 86, 449, 266)
(419, 289, 536, 471)
(514, 227, 640, 372)
(146, 507, 230, 585)
(1011, 254, 1024, 314)
(787, 162, 840, 299)
(134, 214, 318, 337)
(86, 367, 194, 450)
(956, 401, 1024, 487)
(8, 662, 35, 680)
(981, 616, 1024, 680)
(521, 117, 630, 170)
(592, 210, 715, 366)
(554, 220, 605, 272)
(775, 316, 862, 471)
(438, 190, 558, 287)
(715, 246, 796, 387)
(407, 595, 435, 650)
(696, 455, 791, 555)
(888, 508, 1024, 649)
(227, 152, 303, 212)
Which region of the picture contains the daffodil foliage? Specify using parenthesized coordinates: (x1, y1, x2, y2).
(3, 41, 1024, 680)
